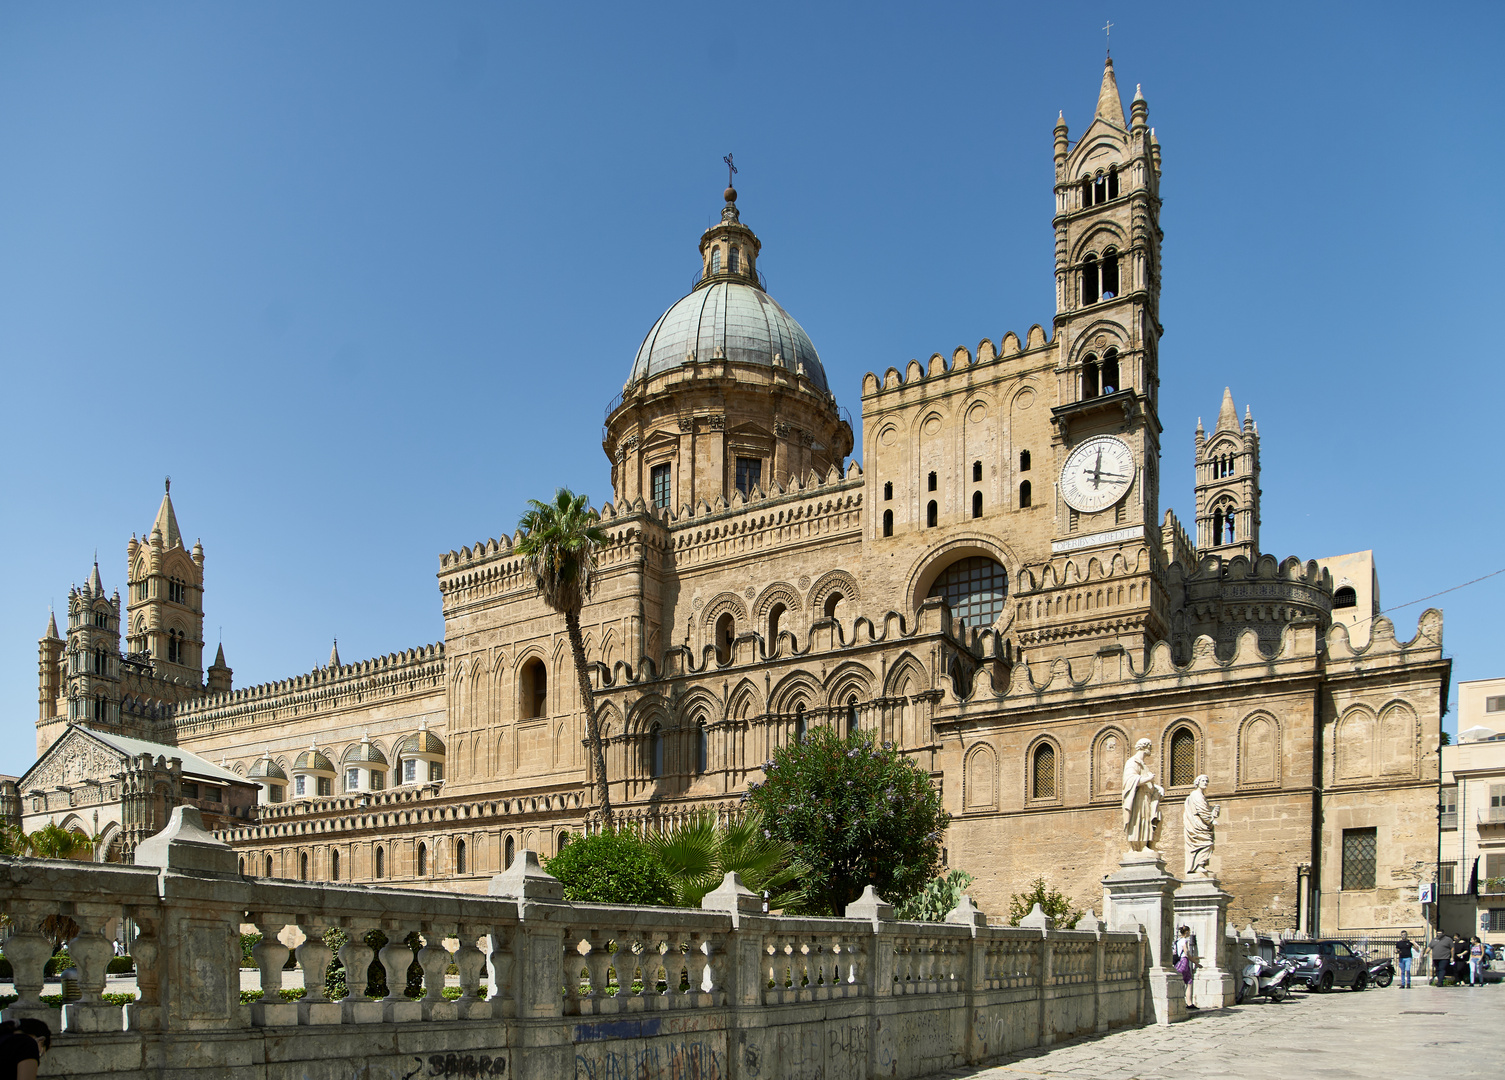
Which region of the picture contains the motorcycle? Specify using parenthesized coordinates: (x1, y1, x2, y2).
(1235, 953, 1293, 1004)
(1363, 952, 1394, 988)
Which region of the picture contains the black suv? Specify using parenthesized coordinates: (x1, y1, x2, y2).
(1279, 939, 1368, 991)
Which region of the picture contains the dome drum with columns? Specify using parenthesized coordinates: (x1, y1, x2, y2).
(607, 188, 852, 512)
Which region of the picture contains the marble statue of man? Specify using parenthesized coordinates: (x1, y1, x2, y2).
(1121, 738, 1164, 851)
(1183, 774, 1220, 876)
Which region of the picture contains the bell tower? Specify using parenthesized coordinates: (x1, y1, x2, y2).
(63, 561, 122, 737)
(1048, 56, 1165, 544)
(1194, 389, 1261, 560)
(125, 480, 207, 685)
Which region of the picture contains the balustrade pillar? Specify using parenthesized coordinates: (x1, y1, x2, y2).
(124, 912, 161, 1032)
(379, 925, 422, 1022)
(418, 928, 457, 1021)
(337, 926, 382, 1024)
(295, 922, 340, 1025)
(60, 908, 124, 1033)
(0, 906, 53, 1026)
(249, 917, 299, 1027)
(454, 926, 491, 1020)
(485, 926, 515, 1016)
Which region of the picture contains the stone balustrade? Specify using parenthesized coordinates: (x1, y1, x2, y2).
(2, 808, 1150, 1079)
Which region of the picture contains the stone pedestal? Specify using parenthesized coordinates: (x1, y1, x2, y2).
(1174, 876, 1236, 1009)
(1103, 849, 1186, 1026)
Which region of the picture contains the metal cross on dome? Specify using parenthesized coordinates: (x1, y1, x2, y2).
(724, 153, 737, 189)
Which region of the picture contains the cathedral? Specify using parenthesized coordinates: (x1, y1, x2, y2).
(11, 58, 1449, 934)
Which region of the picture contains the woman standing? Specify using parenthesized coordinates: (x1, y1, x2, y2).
(1174, 925, 1198, 1009)
(1469, 936, 1485, 985)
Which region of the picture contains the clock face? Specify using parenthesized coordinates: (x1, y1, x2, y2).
(1059, 436, 1135, 514)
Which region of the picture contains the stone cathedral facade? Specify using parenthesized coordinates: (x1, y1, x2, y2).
(15, 59, 1449, 935)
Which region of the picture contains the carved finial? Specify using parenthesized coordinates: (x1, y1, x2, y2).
(165, 475, 171, 494)
(722, 152, 738, 203)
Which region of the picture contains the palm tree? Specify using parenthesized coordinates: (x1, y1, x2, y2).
(21, 822, 97, 860)
(516, 488, 614, 827)
(646, 810, 801, 908)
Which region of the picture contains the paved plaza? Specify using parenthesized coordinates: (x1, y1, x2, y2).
(926, 984, 1500, 1080)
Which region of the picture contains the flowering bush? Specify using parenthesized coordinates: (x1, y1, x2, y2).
(745, 727, 949, 915)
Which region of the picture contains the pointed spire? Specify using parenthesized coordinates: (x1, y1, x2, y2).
(329, 639, 341, 669)
(212, 642, 227, 668)
(1095, 57, 1126, 129)
(153, 479, 183, 550)
(89, 561, 104, 593)
(44, 609, 60, 640)
(1195, 417, 1204, 435)
(1215, 387, 1239, 433)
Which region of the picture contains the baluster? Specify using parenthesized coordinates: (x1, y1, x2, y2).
(1, 906, 52, 1021)
(695, 935, 720, 1000)
(125, 912, 162, 1031)
(338, 925, 381, 1023)
(247, 918, 296, 1028)
(796, 941, 812, 996)
(453, 927, 489, 1019)
(583, 935, 612, 1007)
(295, 921, 339, 1025)
(417, 928, 454, 1019)
(486, 926, 514, 1013)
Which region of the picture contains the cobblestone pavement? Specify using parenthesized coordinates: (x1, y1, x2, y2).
(925, 983, 1500, 1080)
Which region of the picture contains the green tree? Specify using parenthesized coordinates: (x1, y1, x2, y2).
(19, 822, 97, 860)
(894, 869, 975, 922)
(645, 810, 799, 908)
(746, 727, 949, 915)
(544, 830, 676, 906)
(1006, 877, 1082, 929)
(516, 488, 614, 827)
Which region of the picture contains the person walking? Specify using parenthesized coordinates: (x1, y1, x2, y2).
(1469, 936, 1485, 985)
(1448, 935, 1470, 985)
(1429, 932, 1453, 986)
(0, 1017, 51, 1080)
(1174, 925, 1198, 1009)
(1395, 931, 1414, 988)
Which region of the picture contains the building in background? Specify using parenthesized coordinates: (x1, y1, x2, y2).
(13, 59, 1450, 934)
(1438, 677, 1505, 944)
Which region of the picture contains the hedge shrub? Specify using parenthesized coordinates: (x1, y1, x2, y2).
(543, 830, 676, 906)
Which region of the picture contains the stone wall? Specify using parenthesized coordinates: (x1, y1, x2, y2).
(2, 809, 1150, 1080)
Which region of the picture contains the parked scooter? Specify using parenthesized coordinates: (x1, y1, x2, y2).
(1363, 952, 1394, 988)
(1236, 953, 1293, 1003)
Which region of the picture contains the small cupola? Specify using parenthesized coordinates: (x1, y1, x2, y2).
(697, 171, 762, 288)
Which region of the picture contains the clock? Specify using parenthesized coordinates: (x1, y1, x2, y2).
(1059, 436, 1135, 514)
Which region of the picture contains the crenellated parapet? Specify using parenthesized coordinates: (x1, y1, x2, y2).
(861, 328, 1055, 400)
(170, 643, 445, 737)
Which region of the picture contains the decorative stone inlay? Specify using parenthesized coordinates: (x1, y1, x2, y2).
(744, 588, 755, 600)
(706, 415, 726, 430)
(797, 576, 811, 590)
(773, 421, 791, 437)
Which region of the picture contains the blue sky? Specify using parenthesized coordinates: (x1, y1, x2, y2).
(1, 2, 1499, 775)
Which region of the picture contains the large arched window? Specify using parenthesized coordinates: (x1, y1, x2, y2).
(520, 658, 547, 719)
(823, 592, 845, 619)
(417, 842, 428, 877)
(456, 839, 466, 874)
(1101, 349, 1119, 393)
(1334, 586, 1358, 609)
(1031, 743, 1057, 799)
(649, 723, 664, 778)
(926, 556, 1007, 629)
(1170, 728, 1197, 787)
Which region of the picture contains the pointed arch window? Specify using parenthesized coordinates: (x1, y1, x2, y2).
(417, 842, 427, 876)
(845, 695, 859, 737)
(1019, 480, 1032, 508)
(265, 854, 275, 878)
(794, 703, 807, 744)
(331, 849, 340, 881)
(520, 658, 547, 719)
(504, 835, 515, 869)
(300, 852, 309, 881)
(1170, 728, 1197, 787)
(696, 721, 708, 774)
(456, 839, 466, 874)
(375, 846, 385, 878)
(649, 723, 664, 778)
(882, 510, 893, 537)
(1031, 743, 1057, 799)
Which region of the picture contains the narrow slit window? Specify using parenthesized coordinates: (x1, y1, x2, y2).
(972, 491, 983, 518)
(1082, 358, 1099, 399)
(927, 501, 938, 527)
(1101, 249, 1119, 299)
(882, 510, 893, 537)
(1082, 254, 1099, 305)
(1101, 350, 1119, 393)
(1107, 165, 1119, 200)
(928, 471, 937, 492)
(883, 481, 893, 500)
(972, 460, 982, 482)
(1019, 450, 1030, 472)
(1019, 480, 1031, 508)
